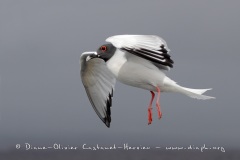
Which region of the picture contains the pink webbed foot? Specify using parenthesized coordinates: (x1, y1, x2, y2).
(148, 91, 155, 125)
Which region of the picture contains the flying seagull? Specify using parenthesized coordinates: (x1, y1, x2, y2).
(80, 35, 215, 127)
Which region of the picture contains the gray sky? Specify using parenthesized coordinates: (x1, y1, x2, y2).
(0, 0, 240, 150)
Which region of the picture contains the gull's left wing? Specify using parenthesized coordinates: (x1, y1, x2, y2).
(80, 52, 116, 127)
(106, 35, 174, 70)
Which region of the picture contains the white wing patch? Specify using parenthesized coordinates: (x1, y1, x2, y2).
(106, 35, 167, 48)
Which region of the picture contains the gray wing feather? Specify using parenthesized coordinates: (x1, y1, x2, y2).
(106, 35, 174, 70)
(80, 56, 116, 127)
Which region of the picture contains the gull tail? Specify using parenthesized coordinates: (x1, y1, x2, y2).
(179, 87, 215, 100)
(163, 77, 215, 100)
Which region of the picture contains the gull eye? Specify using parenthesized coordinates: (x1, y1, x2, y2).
(100, 45, 107, 52)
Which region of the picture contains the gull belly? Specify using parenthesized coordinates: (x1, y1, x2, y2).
(106, 49, 167, 92)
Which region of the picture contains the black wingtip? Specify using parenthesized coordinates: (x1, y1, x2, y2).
(103, 89, 113, 128)
(103, 115, 111, 128)
(121, 46, 174, 69)
(105, 121, 110, 128)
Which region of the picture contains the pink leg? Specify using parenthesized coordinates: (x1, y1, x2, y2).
(156, 87, 162, 119)
(148, 91, 155, 125)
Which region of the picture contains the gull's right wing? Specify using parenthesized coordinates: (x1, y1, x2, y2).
(80, 52, 116, 127)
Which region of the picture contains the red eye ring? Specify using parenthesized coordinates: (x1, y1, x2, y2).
(100, 45, 107, 52)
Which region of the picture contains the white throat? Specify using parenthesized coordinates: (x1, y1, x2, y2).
(106, 49, 127, 77)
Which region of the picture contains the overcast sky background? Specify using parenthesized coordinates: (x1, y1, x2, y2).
(0, 0, 239, 151)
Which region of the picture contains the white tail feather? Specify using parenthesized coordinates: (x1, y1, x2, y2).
(173, 85, 215, 100)
(180, 87, 215, 100)
(163, 77, 215, 100)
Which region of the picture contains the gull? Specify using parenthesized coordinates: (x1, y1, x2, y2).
(80, 35, 215, 127)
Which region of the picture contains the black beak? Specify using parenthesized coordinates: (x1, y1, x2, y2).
(90, 54, 99, 59)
